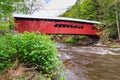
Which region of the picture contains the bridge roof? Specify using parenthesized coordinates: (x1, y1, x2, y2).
(13, 14, 103, 24)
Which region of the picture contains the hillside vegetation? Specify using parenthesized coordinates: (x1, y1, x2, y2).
(63, 0, 120, 41)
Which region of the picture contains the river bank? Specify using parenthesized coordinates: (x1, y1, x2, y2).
(0, 42, 119, 80)
(53, 35, 120, 48)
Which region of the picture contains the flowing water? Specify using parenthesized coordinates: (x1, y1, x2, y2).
(56, 43, 120, 80)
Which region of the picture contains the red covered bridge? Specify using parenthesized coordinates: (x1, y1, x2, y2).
(14, 14, 103, 36)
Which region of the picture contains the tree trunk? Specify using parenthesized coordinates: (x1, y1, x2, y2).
(115, 0, 120, 40)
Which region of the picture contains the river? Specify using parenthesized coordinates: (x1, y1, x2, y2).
(56, 43, 120, 80)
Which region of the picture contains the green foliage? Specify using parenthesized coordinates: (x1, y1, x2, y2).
(0, 0, 23, 18)
(66, 37, 75, 43)
(96, 0, 120, 38)
(0, 18, 14, 33)
(58, 35, 64, 37)
(63, 0, 120, 39)
(65, 35, 89, 44)
(0, 0, 24, 33)
(77, 35, 88, 40)
(110, 44, 118, 48)
(0, 32, 62, 76)
(63, 0, 98, 20)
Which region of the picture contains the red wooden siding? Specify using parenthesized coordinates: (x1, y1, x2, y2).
(14, 17, 100, 36)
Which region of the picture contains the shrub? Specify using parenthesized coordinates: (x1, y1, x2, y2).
(0, 32, 61, 75)
(77, 35, 89, 40)
(66, 37, 75, 43)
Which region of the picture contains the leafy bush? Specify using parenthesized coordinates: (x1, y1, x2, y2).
(65, 35, 88, 44)
(0, 32, 61, 75)
(0, 18, 15, 35)
(77, 35, 89, 40)
(66, 37, 75, 43)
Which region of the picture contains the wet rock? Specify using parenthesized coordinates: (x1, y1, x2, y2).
(66, 71, 80, 80)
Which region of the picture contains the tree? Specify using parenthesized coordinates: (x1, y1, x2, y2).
(0, 0, 23, 18)
(24, 0, 45, 14)
(63, 0, 98, 20)
(0, 0, 44, 34)
(63, 0, 120, 40)
(0, 0, 23, 33)
(115, 0, 120, 40)
(97, 0, 120, 39)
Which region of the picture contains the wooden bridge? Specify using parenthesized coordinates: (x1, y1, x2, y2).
(14, 14, 103, 36)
